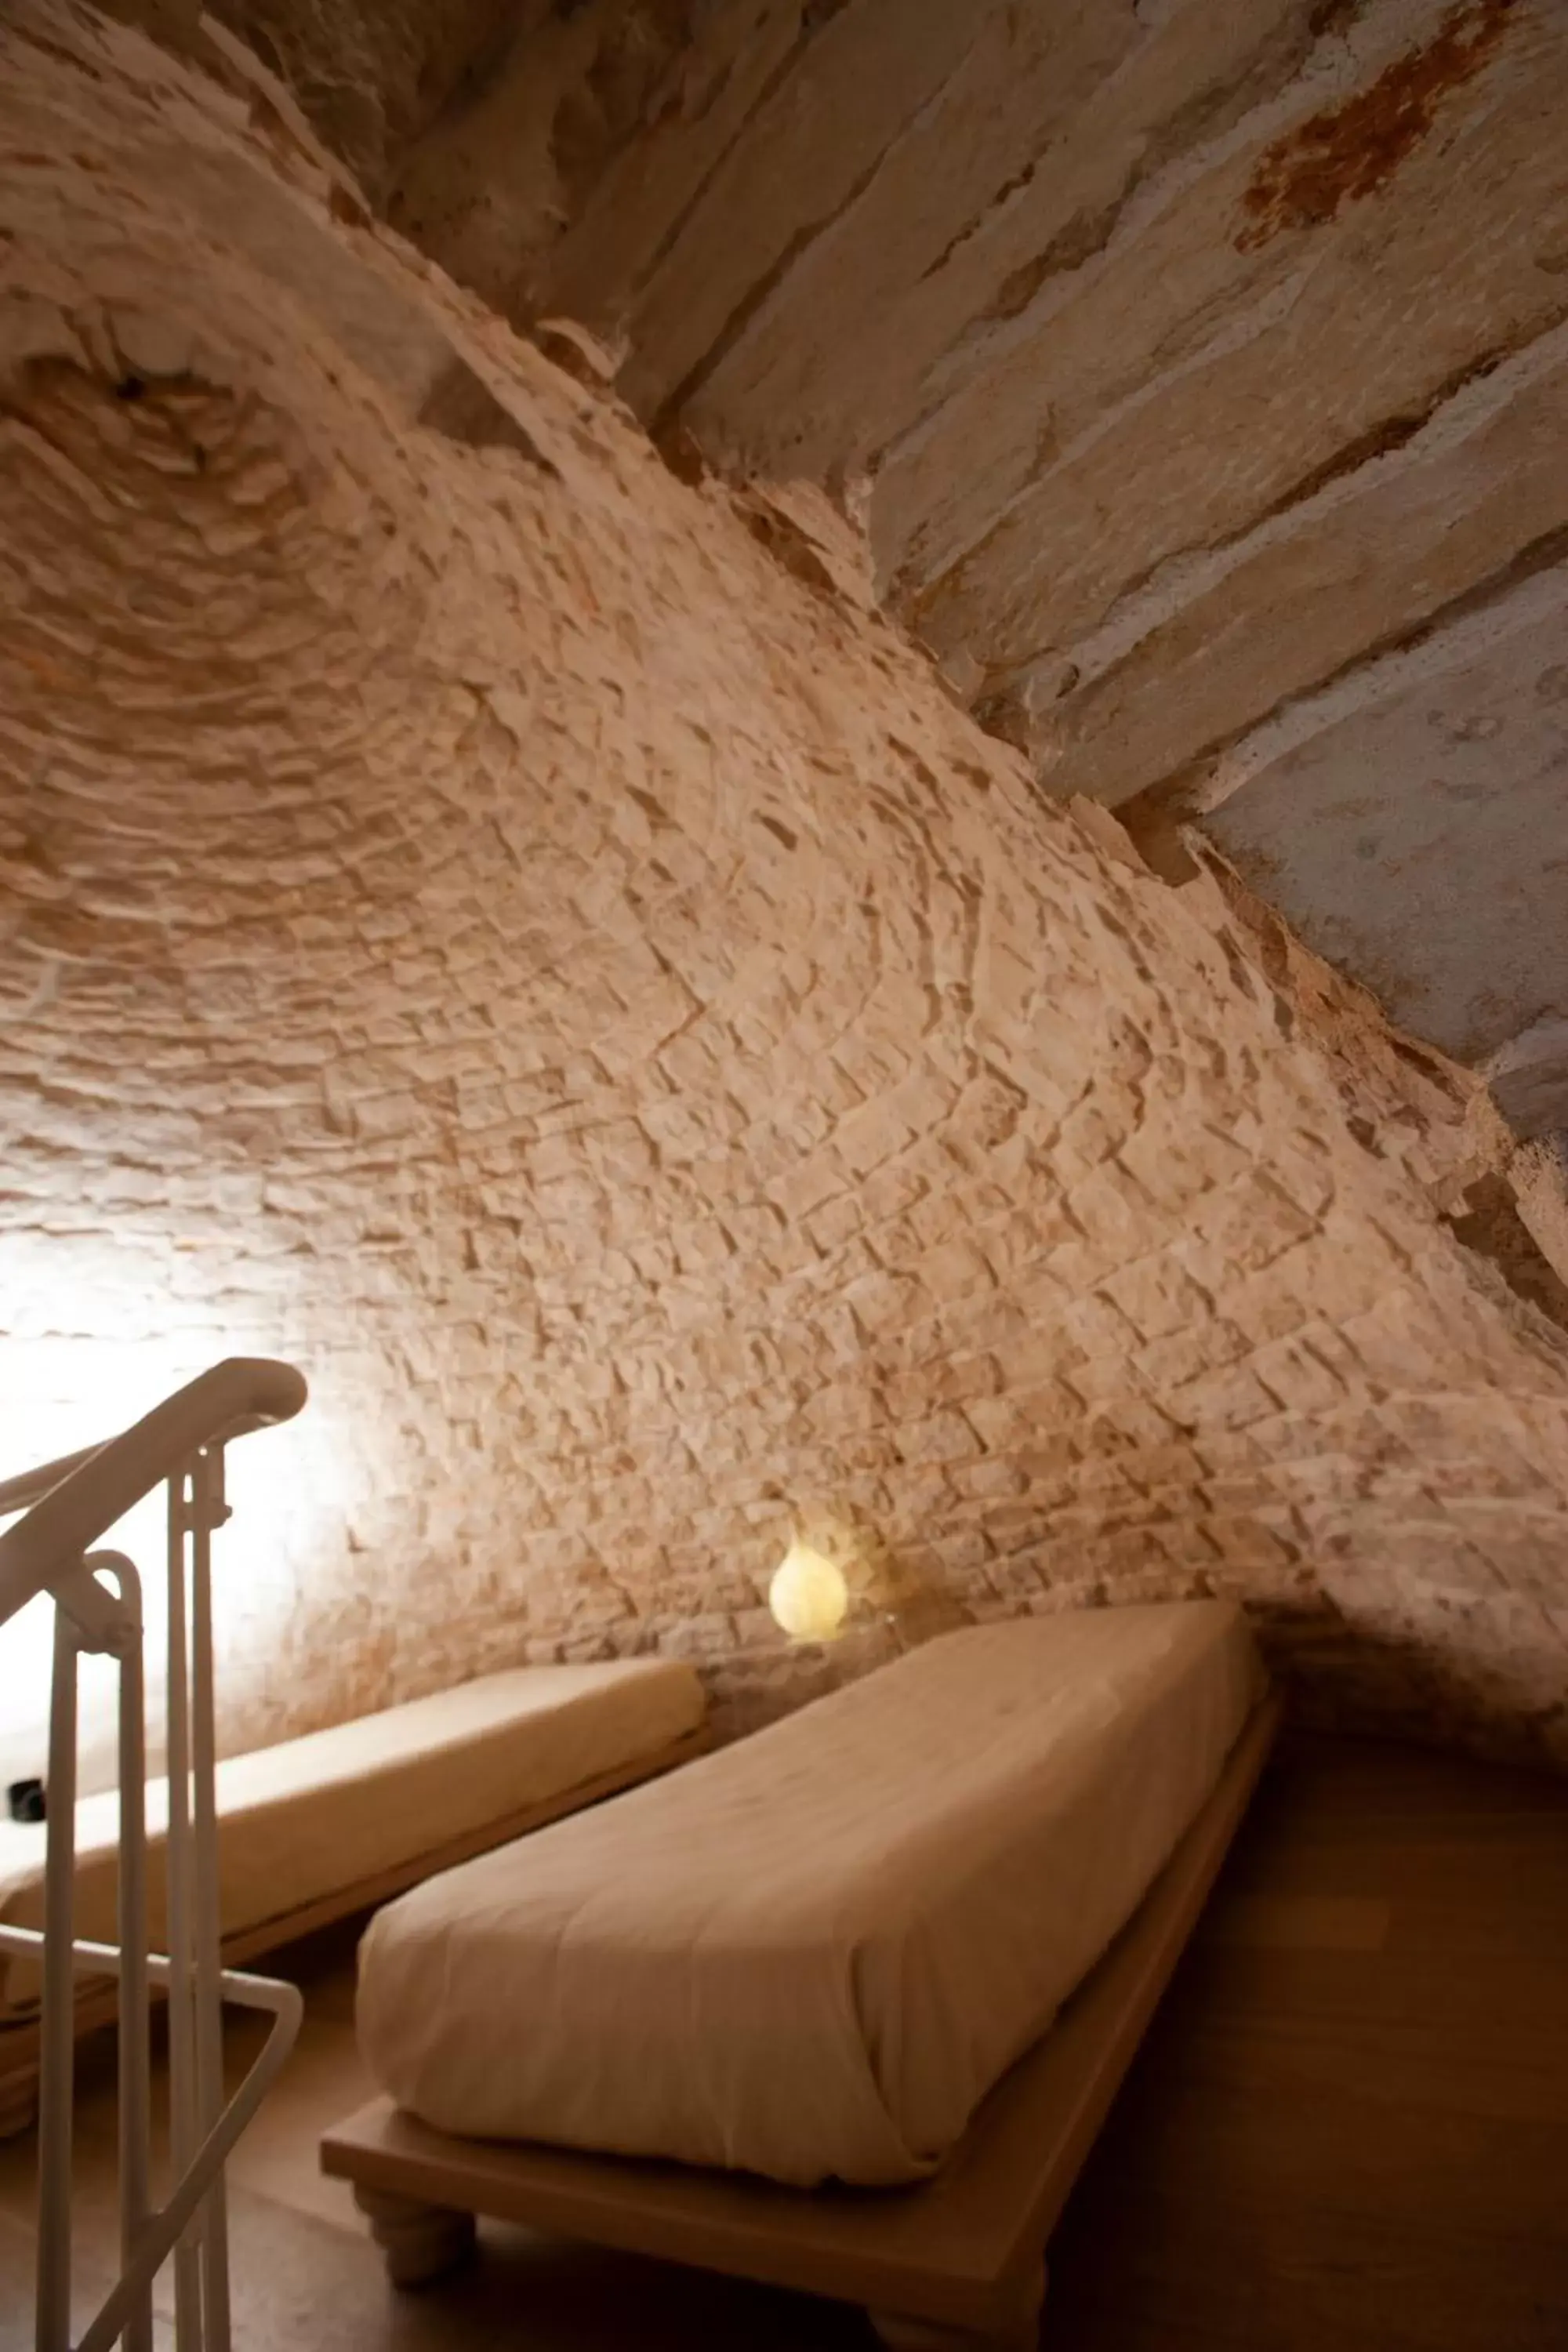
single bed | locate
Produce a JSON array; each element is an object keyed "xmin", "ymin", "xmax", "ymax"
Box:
[
  {"xmin": 0, "ymin": 1657, "xmax": 708, "ymax": 2133},
  {"xmin": 327, "ymin": 1603, "xmax": 1277, "ymax": 2346}
]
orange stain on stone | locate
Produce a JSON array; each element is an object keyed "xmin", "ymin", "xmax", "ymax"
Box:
[{"xmin": 1236, "ymin": 0, "xmax": 1519, "ymax": 251}]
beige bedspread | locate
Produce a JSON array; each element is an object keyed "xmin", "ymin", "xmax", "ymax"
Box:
[
  {"xmin": 0, "ymin": 1658, "xmax": 704, "ymax": 2019},
  {"xmin": 358, "ymin": 1602, "xmax": 1263, "ymax": 2187}
]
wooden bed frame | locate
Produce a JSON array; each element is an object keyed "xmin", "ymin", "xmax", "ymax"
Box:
[
  {"xmin": 0, "ymin": 1719, "xmax": 711, "ymax": 2140},
  {"xmin": 321, "ymin": 1693, "xmax": 1281, "ymax": 2350}
]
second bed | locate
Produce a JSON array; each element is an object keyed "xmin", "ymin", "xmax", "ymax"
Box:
[{"xmin": 354, "ymin": 1602, "xmax": 1264, "ymax": 2192}]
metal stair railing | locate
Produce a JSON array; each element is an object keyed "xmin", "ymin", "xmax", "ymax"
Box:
[{"xmin": 0, "ymin": 1359, "xmax": 307, "ymax": 2352}]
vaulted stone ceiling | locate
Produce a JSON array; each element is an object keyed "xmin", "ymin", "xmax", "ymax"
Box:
[
  {"xmin": 198, "ymin": 0, "xmax": 1568, "ymax": 1150},
  {"xmin": 2, "ymin": 0, "xmax": 1567, "ymax": 1776}
]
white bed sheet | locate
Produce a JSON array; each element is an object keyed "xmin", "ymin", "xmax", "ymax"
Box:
[
  {"xmin": 358, "ymin": 1602, "xmax": 1263, "ymax": 2187},
  {"xmin": 0, "ymin": 1658, "xmax": 704, "ymax": 2018}
]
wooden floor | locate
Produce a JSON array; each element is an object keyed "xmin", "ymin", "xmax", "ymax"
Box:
[{"xmin": 1, "ymin": 1733, "xmax": 1564, "ymax": 2350}]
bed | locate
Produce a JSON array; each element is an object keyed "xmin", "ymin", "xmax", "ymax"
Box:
[
  {"xmin": 0, "ymin": 1657, "xmax": 708, "ymax": 2134},
  {"xmin": 325, "ymin": 1603, "xmax": 1278, "ymax": 2347}
]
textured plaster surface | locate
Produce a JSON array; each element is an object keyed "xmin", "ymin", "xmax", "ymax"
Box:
[
  {"xmin": 2, "ymin": 5, "xmax": 1568, "ymax": 1781},
  {"xmin": 1210, "ymin": 591, "xmax": 1568, "ymax": 1123},
  {"xmin": 205, "ymin": 0, "xmax": 1568, "ymax": 1126}
]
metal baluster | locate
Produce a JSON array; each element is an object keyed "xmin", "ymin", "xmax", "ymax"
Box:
[
  {"xmin": 0, "ymin": 1360, "xmax": 308, "ymax": 2351},
  {"xmin": 165, "ymin": 1468, "xmax": 202, "ymax": 2350},
  {"xmin": 36, "ymin": 1608, "xmax": 79, "ymax": 2352},
  {"xmin": 111, "ymin": 1557, "xmax": 154, "ymax": 2352},
  {"xmin": 0, "ymin": 1914, "xmax": 303, "ymax": 2352},
  {"xmin": 191, "ymin": 1449, "xmax": 230, "ymax": 2352}
]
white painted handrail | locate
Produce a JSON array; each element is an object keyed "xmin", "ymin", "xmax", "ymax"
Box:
[
  {"xmin": 0, "ymin": 1441, "xmax": 113, "ymax": 1520},
  {"xmin": 0, "ymin": 1357, "xmax": 307, "ymax": 1630},
  {"xmin": 0, "ymin": 1359, "xmax": 307, "ymax": 2352}
]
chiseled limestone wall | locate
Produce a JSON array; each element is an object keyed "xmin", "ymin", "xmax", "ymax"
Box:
[
  {"xmin": 2, "ymin": 2, "xmax": 1566, "ymax": 1780},
  {"xmin": 220, "ymin": 0, "xmax": 1568, "ymax": 1144}
]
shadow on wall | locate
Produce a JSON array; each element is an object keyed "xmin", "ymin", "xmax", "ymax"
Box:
[{"xmin": 1272, "ymin": 1606, "xmax": 1567, "ymax": 1766}]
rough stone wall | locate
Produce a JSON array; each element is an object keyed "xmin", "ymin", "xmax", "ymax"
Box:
[
  {"xmin": 205, "ymin": 0, "xmax": 1568, "ymax": 1145},
  {"xmin": 2, "ymin": 4, "xmax": 1567, "ymax": 1781}
]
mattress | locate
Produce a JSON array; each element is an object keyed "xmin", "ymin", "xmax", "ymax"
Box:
[
  {"xmin": 0, "ymin": 1657, "xmax": 704, "ymax": 2020},
  {"xmin": 358, "ymin": 1602, "xmax": 1264, "ymax": 2187}
]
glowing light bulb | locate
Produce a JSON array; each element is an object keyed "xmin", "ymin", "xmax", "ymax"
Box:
[{"xmin": 768, "ymin": 1539, "xmax": 848, "ymax": 1642}]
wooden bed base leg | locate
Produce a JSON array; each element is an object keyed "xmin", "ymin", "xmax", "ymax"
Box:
[
  {"xmin": 0, "ymin": 2071, "xmax": 38, "ymax": 2142},
  {"xmin": 352, "ymin": 2184, "xmax": 476, "ymax": 2287},
  {"xmin": 869, "ymin": 2261, "xmax": 1047, "ymax": 2351}
]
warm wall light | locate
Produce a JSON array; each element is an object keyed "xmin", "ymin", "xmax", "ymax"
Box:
[
  {"xmin": 0, "ymin": 1242, "xmax": 358, "ymax": 1793},
  {"xmin": 768, "ymin": 1537, "xmax": 849, "ymax": 1643}
]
